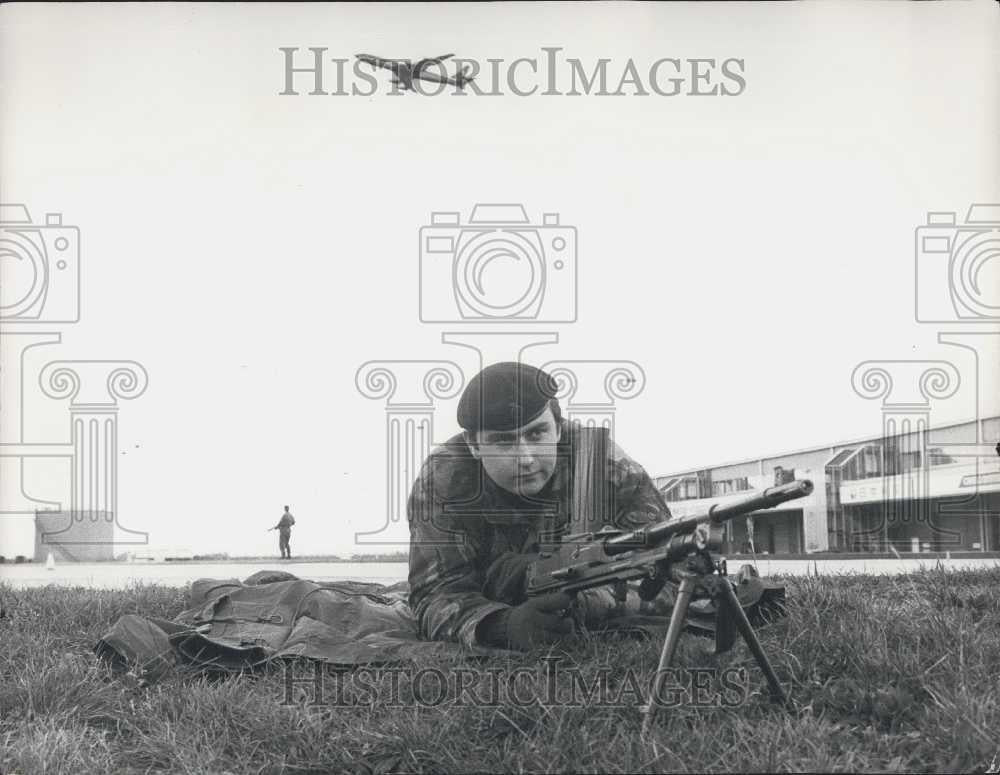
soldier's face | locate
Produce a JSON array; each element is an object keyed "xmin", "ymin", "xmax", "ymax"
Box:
[{"xmin": 468, "ymin": 406, "xmax": 562, "ymax": 497}]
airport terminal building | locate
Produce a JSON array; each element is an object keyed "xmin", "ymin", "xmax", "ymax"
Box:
[{"xmin": 654, "ymin": 415, "xmax": 1000, "ymax": 555}]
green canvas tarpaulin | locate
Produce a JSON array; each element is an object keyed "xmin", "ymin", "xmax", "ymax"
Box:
[
  {"xmin": 95, "ymin": 570, "xmax": 506, "ymax": 682},
  {"xmin": 95, "ymin": 567, "xmax": 785, "ymax": 683}
]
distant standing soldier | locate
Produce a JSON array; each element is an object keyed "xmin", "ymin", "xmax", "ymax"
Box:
[{"xmin": 270, "ymin": 506, "xmax": 296, "ymax": 559}]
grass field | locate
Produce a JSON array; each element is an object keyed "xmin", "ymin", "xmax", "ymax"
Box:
[{"xmin": 2, "ymin": 568, "xmax": 999, "ymax": 774}]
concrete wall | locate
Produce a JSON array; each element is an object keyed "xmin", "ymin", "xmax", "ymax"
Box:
[
  {"xmin": 34, "ymin": 511, "xmax": 114, "ymax": 562},
  {"xmin": 927, "ymin": 419, "xmax": 981, "ymax": 446}
]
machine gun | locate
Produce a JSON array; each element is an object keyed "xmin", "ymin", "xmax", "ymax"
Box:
[{"xmin": 524, "ymin": 478, "xmax": 814, "ymax": 735}]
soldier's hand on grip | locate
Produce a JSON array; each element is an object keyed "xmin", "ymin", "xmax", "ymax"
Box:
[
  {"xmin": 638, "ymin": 561, "xmax": 670, "ymax": 601},
  {"xmin": 480, "ymin": 592, "xmax": 574, "ymax": 650},
  {"xmin": 506, "ymin": 592, "xmax": 575, "ymax": 650}
]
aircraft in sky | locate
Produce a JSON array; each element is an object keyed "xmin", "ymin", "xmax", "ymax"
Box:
[{"xmin": 355, "ymin": 53, "xmax": 474, "ymax": 92}]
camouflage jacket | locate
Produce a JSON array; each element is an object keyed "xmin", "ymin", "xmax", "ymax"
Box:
[{"xmin": 407, "ymin": 419, "xmax": 672, "ymax": 646}]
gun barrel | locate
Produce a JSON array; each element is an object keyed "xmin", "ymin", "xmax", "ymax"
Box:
[
  {"xmin": 708, "ymin": 479, "xmax": 813, "ymax": 523},
  {"xmin": 604, "ymin": 479, "xmax": 813, "ymax": 556}
]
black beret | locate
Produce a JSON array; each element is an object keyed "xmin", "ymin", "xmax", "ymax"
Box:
[{"xmin": 457, "ymin": 362, "xmax": 560, "ymax": 432}]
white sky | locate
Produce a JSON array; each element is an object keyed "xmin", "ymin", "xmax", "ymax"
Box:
[{"xmin": 1, "ymin": 1, "xmax": 998, "ymax": 557}]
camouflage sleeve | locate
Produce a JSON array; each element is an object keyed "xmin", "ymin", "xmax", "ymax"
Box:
[
  {"xmin": 407, "ymin": 475, "xmax": 508, "ymax": 647},
  {"xmin": 608, "ymin": 440, "xmax": 672, "ymax": 530}
]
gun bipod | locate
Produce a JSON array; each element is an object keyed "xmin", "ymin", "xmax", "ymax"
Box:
[{"xmin": 640, "ymin": 557, "xmax": 788, "ymax": 737}]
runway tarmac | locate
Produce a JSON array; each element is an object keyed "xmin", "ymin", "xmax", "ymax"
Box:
[{"xmin": 2, "ymin": 555, "xmax": 998, "ymax": 589}]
